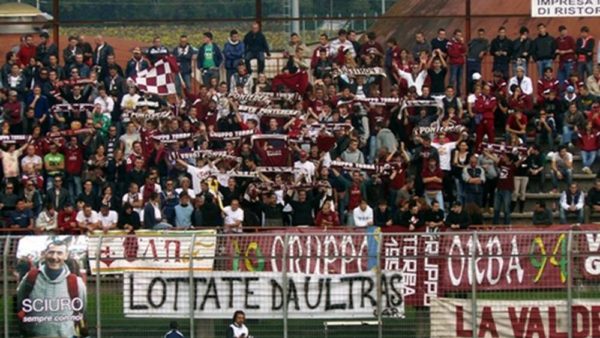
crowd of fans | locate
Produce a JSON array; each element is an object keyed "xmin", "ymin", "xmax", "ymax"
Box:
[{"xmin": 1, "ymin": 22, "xmax": 600, "ymax": 235}]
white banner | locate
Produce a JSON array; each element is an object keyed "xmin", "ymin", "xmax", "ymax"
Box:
[
  {"xmin": 123, "ymin": 271, "xmax": 404, "ymax": 319},
  {"xmin": 88, "ymin": 230, "xmax": 217, "ymax": 274},
  {"xmin": 431, "ymin": 297, "xmax": 600, "ymax": 338},
  {"xmin": 532, "ymin": 0, "xmax": 600, "ymax": 17}
]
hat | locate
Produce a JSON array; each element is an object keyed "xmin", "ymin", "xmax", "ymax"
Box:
[
  {"xmin": 566, "ymin": 85, "xmax": 575, "ymax": 93},
  {"xmin": 133, "ymin": 47, "xmax": 142, "ymax": 54},
  {"xmin": 472, "ymin": 72, "xmax": 482, "ymax": 81}
]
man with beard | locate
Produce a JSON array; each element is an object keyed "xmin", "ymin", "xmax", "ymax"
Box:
[{"xmin": 17, "ymin": 240, "xmax": 86, "ymax": 337}]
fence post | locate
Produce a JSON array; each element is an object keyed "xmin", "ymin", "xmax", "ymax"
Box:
[
  {"xmin": 282, "ymin": 233, "xmax": 289, "ymax": 338},
  {"xmin": 363, "ymin": 13, "xmax": 367, "ymax": 32},
  {"xmin": 567, "ymin": 230, "xmax": 573, "ymax": 338},
  {"xmin": 3, "ymin": 236, "xmax": 11, "ymax": 338},
  {"xmin": 470, "ymin": 232, "xmax": 478, "ymax": 338},
  {"xmin": 95, "ymin": 235, "xmax": 103, "ymax": 338},
  {"xmin": 188, "ymin": 234, "xmax": 197, "ymax": 338},
  {"xmin": 376, "ymin": 231, "xmax": 383, "ymax": 338}
]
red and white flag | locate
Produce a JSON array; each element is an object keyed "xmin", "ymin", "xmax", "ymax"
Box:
[{"xmin": 128, "ymin": 59, "xmax": 176, "ymax": 96}]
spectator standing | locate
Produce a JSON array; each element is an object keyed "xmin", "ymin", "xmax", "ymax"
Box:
[
  {"xmin": 36, "ymin": 32, "xmax": 57, "ymax": 66},
  {"xmin": 447, "ymin": 29, "xmax": 466, "ymax": 96},
  {"xmin": 172, "ymin": 35, "xmax": 194, "ymax": 94},
  {"xmin": 445, "ymin": 201, "xmax": 470, "ymax": 230},
  {"xmin": 490, "ymin": 26, "xmax": 512, "ymax": 79},
  {"xmin": 330, "ymin": 29, "xmax": 356, "ymax": 60},
  {"xmin": 531, "ymin": 24, "xmax": 556, "ymax": 78},
  {"xmin": 576, "ymin": 26, "xmax": 595, "ymax": 80},
  {"xmin": 9, "ymin": 199, "xmax": 34, "ymax": 232},
  {"xmin": 222, "ymin": 199, "xmax": 244, "ymax": 232},
  {"xmin": 353, "ymin": 200, "xmax": 374, "ymax": 227},
  {"xmin": 422, "ymin": 157, "xmax": 445, "ymax": 211},
  {"xmin": 223, "ymin": 30, "xmax": 245, "ymax": 87},
  {"xmin": 174, "ymin": 192, "xmax": 193, "ymax": 229},
  {"xmin": 412, "ymin": 32, "xmax": 431, "ymax": 61},
  {"xmin": 508, "ymin": 66, "xmax": 533, "ymax": 95},
  {"xmin": 467, "ymin": 28, "xmax": 489, "ymax": 91},
  {"xmin": 62, "ymin": 36, "xmax": 81, "ymax": 70},
  {"xmin": 16, "ymin": 34, "xmax": 36, "ymax": 67},
  {"xmin": 486, "ymin": 151, "xmax": 521, "ymax": 225},
  {"xmin": 555, "ymin": 26, "xmax": 576, "ymax": 89},
  {"xmin": 146, "ymin": 36, "xmax": 169, "ymax": 65},
  {"xmin": 92, "ymin": 35, "xmax": 114, "ymax": 73},
  {"xmin": 512, "ymin": 27, "xmax": 532, "ymax": 75},
  {"xmin": 430, "ymin": 28, "xmax": 449, "ymax": 58},
  {"xmin": 125, "ymin": 47, "xmax": 150, "ymax": 78},
  {"xmin": 197, "ymin": 32, "xmax": 223, "ymax": 86},
  {"xmin": 244, "ymin": 22, "xmax": 270, "ymax": 74},
  {"xmin": 559, "ymin": 183, "xmax": 584, "ymax": 224},
  {"xmin": 577, "ymin": 121, "xmax": 600, "ymax": 174},
  {"xmin": 165, "ymin": 321, "xmax": 185, "ymax": 338}
]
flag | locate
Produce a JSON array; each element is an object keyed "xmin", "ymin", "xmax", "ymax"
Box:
[
  {"xmin": 128, "ymin": 59, "xmax": 176, "ymax": 96},
  {"xmin": 271, "ymin": 70, "xmax": 309, "ymax": 95}
]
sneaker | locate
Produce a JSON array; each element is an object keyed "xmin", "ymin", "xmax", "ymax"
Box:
[{"xmin": 582, "ymin": 167, "xmax": 592, "ymax": 174}]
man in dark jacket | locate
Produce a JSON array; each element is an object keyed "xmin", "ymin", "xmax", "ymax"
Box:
[
  {"xmin": 285, "ymin": 189, "xmax": 315, "ymax": 226},
  {"xmin": 223, "ymin": 30, "xmax": 245, "ymax": 87},
  {"xmin": 146, "ymin": 36, "xmax": 169, "ymax": 65},
  {"xmin": 36, "ymin": 32, "xmax": 58, "ymax": 67},
  {"xmin": 512, "ymin": 27, "xmax": 532, "ymax": 76},
  {"xmin": 531, "ymin": 23, "xmax": 557, "ymax": 78},
  {"xmin": 172, "ymin": 35, "xmax": 194, "ymax": 95},
  {"xmin": 197, "ymin": 32, "xmax": 223, "ymax": 86},
  {"xmin": 92, "ymin": 35, "xmax": 115, "ymax": 74},
  {"xmin": 490, "ymin": 26, "xmax": 512, "ymax": 79},
  {"xmin": 467, "ymin": 28, "xmax": 489, "ymax": 91},
  {"xmin": 125, "ymin": 47, "xmax": 150, "ymax": 78},
  {"xmin": 244, "ymin": 22, "xmax": 270, "ymax": 74},
  {"xmin": 576, "ymin": 26, "xmax": 595, "ymax": 80}
]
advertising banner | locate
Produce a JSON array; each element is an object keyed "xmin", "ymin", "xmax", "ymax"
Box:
[{"xmin": 532, "ymin": 0, "xmax": 600, "ymax": 17}]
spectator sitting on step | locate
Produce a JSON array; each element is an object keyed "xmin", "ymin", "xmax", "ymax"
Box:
[
  {"xmin": 585, "ymin": 179, "xmax": 600, "ymax": 223},
  {"xmin": 532, "ymin": 201, "xmax": 553, "ymax": 226},
  {"xmin": 559, "ymin": 183, "xmax": 585, "ymax": 224}
]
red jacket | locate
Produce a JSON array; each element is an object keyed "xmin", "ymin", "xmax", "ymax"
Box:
[
  {"xmin": 422, "ymin": 166, "xmax": 444, "ymax": 191},
  {"xmin": 508, "ymin": 94, "xmax": 533, "ymax": 112},
  {"xmin": 578, "ymin": 131, "xmax": 600, "ymax": 151},
  {"xmin": 17, "ymin": 44, "xmax": 36, "ymax": 67},
  {"xmin": 475, "ymin": 95, "xmax": 497, "ymax": 120},
  {"xmin": 556, "ymin": 35, "xmax": 576, "ymax": 65},
  {"xmin": 537, "ymin": 77, "xmax": 560, "ymax": 102},
  {"xmin": 447, "ymin": 39, "xmax": 466, "ymax": 65}
]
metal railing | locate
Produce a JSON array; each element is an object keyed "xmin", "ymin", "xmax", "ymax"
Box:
[{"xmin": 2, "ymin": 227, "xmax": 599, "ymax": 338}]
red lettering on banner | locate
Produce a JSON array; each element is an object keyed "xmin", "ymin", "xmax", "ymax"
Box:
[
  {"xmin": 592, "ymin": 306, "xmax": 600, "ymax": 337},
  {"xmin": 548, "ymin": 307, "xmax": 567, "ymax": 338},
  {"xmin": 509, "ymin": 306, "xmax": 528, "ymax": 337},
  {"xmin": 479, "ymin": 306, "xmax": 499, "ymax": 337},
  {"xmin": 455, "ymin": 306, "xmax": 473, "ymax": 337},
  {"xmin": 572, "ymin": 305, "xmax": 590, "ymax": 338},
  {"xmin": 525, "ymin": 307, "xmax": 545, "ymax": 338},
  {"xmin": 142, "ymin": 239, "xmax": 158, "ymax": 261},
  {"xmin": 164, "ymin": 240, "xmax": 181, "ymax": 262}
]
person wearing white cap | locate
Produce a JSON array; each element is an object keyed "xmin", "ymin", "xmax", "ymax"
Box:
[{"xmin": 508, "ymin": 66, "xmax": 533, "ymax": 95}]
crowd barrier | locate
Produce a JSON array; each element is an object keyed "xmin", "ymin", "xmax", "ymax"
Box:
[{"xmin": 1, "ymin": 224, "xmax": 599, "ymax": 338}]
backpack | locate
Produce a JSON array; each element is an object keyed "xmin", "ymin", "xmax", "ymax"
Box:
[{"xmin": 17, "ymin": 267, "xmax": 88, "ymax": 337}]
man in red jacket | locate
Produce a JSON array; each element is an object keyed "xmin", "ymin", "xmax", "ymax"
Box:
[
  {"xmin": 422, "ymin": 157, "xmax": 445, "ymax": 211},
  {"xmin": 17, "ymin": 34, "xmax": 37, "ymax": 68},
  {"xmin": 556, "ymin": 26, "xmax": 576, "ymax": 91},
  {"xmin": 447, "ymin": 29, "xmax": 467, "ymax": 96},
  {"xmin": 475, "ymin": 84, "xmax": 498, "ymax": 147},
  {"xmin": 537, "ymin": 67, "xmax": 560, "ymax": 104}
]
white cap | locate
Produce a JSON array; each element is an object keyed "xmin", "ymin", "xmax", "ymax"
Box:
[{"xmin": 472, "ymin": 72, "xmax": 482, "ymax": 81}]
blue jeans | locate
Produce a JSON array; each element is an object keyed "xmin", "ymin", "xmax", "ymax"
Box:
[
  {"xmin": 175, "ymin": 73, "xmax": 191, "ymax": 95},
  {"xmin": 562, "ymin": 126, "xmax": 576, "ymax": 145},
  {"xmin": 577, "ymin": 61, "xmax": 593, "ymax": 80},
  {"xmin": 245, "ymin": 51, "xmax": 265, "ymax": 74},
  {"xmin": 536, "ymin": 59, "xmax": 553, "ymax": 78},
  {"xmin": 493, "ymin": 189, "xmax": 512, "ymax": 225},
  {"xmin": 560, "ymin": 207, "xmax": 584, "ymax": 224},
  {"xmin": 367, "ymin": 135, "xmax": 377, "ymax": 164},
  {"xmin": 201, "ymin": 67, "xmax": 220, "ymax": 86},
  {"xmin": 558, "ymin": 61, "xmax": 575, "ymax": 88},
  {"xmin": 66, "ymin": 175, "xmax": 82, "ymax": 199},
  {"xmin": 466, "ymin": 59, "xmax": 481, "ymax": 92},
  {"xmin": 454, "ymin": 177, "xmax": 465, "ymax": 205},
  {"xmin": 551, "ymin": 168, "xmax": 572, "ymax": 189},
  {"xmin": 493, "ymin": 62, "xmax": 509, "ymax": 79},
  {"xmin": 450, "ymin": 64, "xmax": 463, "ymax": 95},
  {"xmin": 425, "ymin": 190, "xmax": 445, "ymax": 211},
  {"xmin": 581, "ymin": 150, "xmax": 597, "ymax": 168}
]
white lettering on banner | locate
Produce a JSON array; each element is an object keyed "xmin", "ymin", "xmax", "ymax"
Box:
[
  {"xmin": 532, "ymin": 0, "xmax": 600, "ymax": 17},
  {"xmin": 87, "ymin": 230, "xmax": 217, "ymax": 274},
  {"xmin": 430, "ymin": 297, "xmax": 600, "ymax": 338},
  {"xmin": 447, "ymin": 235, "xmax": 524, "ymax": 287},
  {"xmin": 585, "ymin": 233, "xmax": 600, "ymax": 275},
  {"xmin": 123, "ymin": 271, "xmax": 404, "ymax": 319}
]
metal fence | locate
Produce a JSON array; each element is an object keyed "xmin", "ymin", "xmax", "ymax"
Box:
[{"xmin": 2, "ymin": 228, "xmax": 600, "ymax": 338}]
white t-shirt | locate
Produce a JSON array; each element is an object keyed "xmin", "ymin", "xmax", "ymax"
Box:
[
  {"xmin": 98, "ymin": 210, "xmax": 118, "ymax": 228},
  {"xmin": 432, "ymin": 142, "xmax": 457, "ymax": 171},
  {"xmin": 122, "ymin": 192, "xmax": 143, "ymax": 215},
  {"xmin": 175, "ymin": 188, "xmax": 196, "ymax": 199},
  {"xmin": 1, "ymin": 148, "xmax": 23, "ymax": 178},
  {"xmin": 552, "ymin": 152, "xmax": 573, "ymax": 169},
  {"xmin": 140, "ymin": 183, "xmax": 163, "ymax": 196},
  {"xmin": 223, "ymin": 206, "xmax": 244, "ymax": 226},
  {"xmin": 294, "ymin": 160, "xmax": 316, "ymax": 182},
  {"xmin": 353, "ymin": 206, "xmax": 374, "ymax": 227},
  {"xmin": 76, "ymin": 210, "xmax": 99, "ymax": 225},
  {"xmin": 187, "ymin": 165, "xmax": 212, "ymax": 195},
  {"xmin": 119, "ymin": 133, "xmax": 141, "ymax": 156}
]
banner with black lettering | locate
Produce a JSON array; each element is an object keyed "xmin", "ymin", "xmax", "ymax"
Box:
[
  {"xmin": 87, "ymin": 230, "xmax": 217, "ymax": 274},
  {"xmin": 123, "ymin": 270, "xmax": 404, "ymax": 319},
  {"xmin": 15, "ymin": 236, "xmax": 88, "ymax": 338},
  {"xmin": 430, "ymin": 297, "xmax": 600, "ymax": 338},
  {"xmin": 532, "ymin": 0, "xmax": 600, "ymax": 17}
]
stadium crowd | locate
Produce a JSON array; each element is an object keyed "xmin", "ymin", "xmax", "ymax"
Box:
[{"xmin": 1, "ymin": 22, "xmax": 600, "ymax": 234}]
